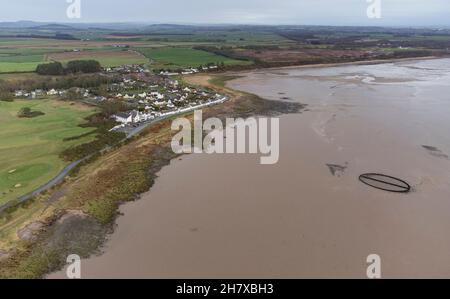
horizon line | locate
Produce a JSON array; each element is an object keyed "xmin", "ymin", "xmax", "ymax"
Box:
[{"xmin": 1, "ymin": 20, "xmax": 450, "ymax": 29}]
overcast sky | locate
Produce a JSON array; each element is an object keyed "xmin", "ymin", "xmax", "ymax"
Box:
[{"xmin": 1, "ymin": 0, "xmax": 449, "ymax": 26}]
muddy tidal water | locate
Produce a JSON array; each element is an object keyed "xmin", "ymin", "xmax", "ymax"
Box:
[{"xmin": 50, "ymin": 59, "xmax": 450, "ymax": 278}]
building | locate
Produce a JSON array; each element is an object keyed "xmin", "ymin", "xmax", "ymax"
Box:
[
  {"xmin": 14, "ymin": 90, "xmax": 26, "ymax": 97},
  {"xmin": 47, "ymin": 89, "xmax": 58, "ymax": 96},
  {"xmin": 114, "ymin": 110, "xmax": 141, "ymax": 124}
]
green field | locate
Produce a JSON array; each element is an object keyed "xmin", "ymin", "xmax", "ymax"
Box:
[
  {"xmin": 0, "ymin": 49, "xmax": 45, "ymax": 72},
  {"xmin": 0, "ymin": 99, "xmax": 98, "ymax": 205},
  {"xmin": 0, "ymin": 62, "xmax": 42, "ymax": 73},
  {"xmin": 0, "ymin": 54, "xmax": 147, "ymax": 73},
  {"xmin": 45, "ymin": 48, "xmax": 149, "ymax": 68},
  {"xmin": 0, "ymin": 47, "xmax": 63, "ymax": 73},
  {"xmin": 137, "ymin": 47, "xmax": 252, "ymax": 69},
  {"xmin": 0, "ymin": 31, "xmax": 286, "ymax": 73},
  {"xmin": 0, "ymin": 37, "xmax": 150, "ymax": 73}
]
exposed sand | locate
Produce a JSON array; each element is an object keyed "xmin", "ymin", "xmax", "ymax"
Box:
[{"xmin": 49, "ymin": 58, "xmax": 450, "ymax": 278}]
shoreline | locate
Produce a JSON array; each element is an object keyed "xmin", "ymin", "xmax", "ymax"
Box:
[
  {"xmin": 0, "ymin": 96, "xmax": 230, "ymax": 214},
  {"xmin": 2, "ymin": 56, "xmax": 446, "ymax": 278},
  {"xmin": 222, "ymin": 56, "xmax": 443, "ymax": 74},
  {"xmin": 0, "ymin": 65, "xmax": 304, "ymax": 278},
  {"xmin": 47, "ymin": 57, "xmax": 450, "ymax": 278}
]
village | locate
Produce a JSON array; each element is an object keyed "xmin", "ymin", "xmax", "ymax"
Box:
[{"xmin": 12, "ymin": 64, "xmax": 228, "ymax": 135}]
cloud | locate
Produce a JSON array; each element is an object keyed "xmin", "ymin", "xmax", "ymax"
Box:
[{"xmin": 0, "ymin": 0, "xmax": 449, "ymax": 26}]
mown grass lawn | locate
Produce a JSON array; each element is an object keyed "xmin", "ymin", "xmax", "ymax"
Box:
[
  {"xmin": 0, "ymin": 99, "xmax": 98, "ymax": 205},
  {"xmin": 137, "ymin": 47, "xmax": 252, "ymax": 69}
]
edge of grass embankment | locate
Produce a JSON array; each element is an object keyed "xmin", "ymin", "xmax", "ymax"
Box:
[{"xmin": 0, "ymin": 73, "xmax": 305, "ymax": 278}]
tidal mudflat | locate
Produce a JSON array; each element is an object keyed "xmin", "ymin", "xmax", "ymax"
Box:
[{"xmin": 50, "ymin": 59, "xmax": 450, "ymax": 278}]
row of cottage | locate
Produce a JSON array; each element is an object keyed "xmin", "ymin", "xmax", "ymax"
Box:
[
  {"xmin": 12, "ymin": 64, "xmax": 228, "ymax": 133},
  {"xmin": 110, "ymin": 94, "xmax": 228, "ymax": 131},
  {"xmin": 13, "ymin": 79, "xmax": 213, "ymax": 111},
  {"xmin": 105, "ymin": 64, "xmax": 218, "ymax": 76},
  {"xmin": 12, "ymin": 64, "xmax": 218, "ymax": 101},
  {"xmin": 159, "ymin": 65, "xmax": 218, "ymax": 76},
  {"xmin": 14, "ymin": 89, "xmax": 63, "ymax": 99}
]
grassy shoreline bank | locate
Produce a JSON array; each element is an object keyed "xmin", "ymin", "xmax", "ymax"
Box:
[
  {"xmin": 0, "ymin": 72, "xmax": 305, "ymax": 278},
  {"xmin": 1, "ymin": 55, "xmax": 444, "ymax": 278},
  {"xmin": 213, "ymin": 55, "xmax": 446, "ymax": 75}
]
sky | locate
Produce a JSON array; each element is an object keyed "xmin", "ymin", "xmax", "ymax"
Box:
[{"xmin": 0, "ymin": 0, "xmax": 449, "ymax": 26}]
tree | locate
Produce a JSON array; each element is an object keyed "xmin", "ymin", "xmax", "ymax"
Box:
[
  {"xmin": 17, "ymin": 107, "xmax": 32, "ymax": 117},
  {"xmin": 62, "ymin": 87, "xmax": 83, "ymax": 101},
  {"xmin": 66, "ymin": 60, "xmax": 102, "ymax": 74},
  {"xmin": 17, "ymin": 107, "xmax": 44, "ymax": 118},
  {"xmin": 0, "ymin": 88, "xmax": 13, "ymax": 101},
  {"xmin": 36, "ymin": 62, "xmax": 64, "ymax": 75}
]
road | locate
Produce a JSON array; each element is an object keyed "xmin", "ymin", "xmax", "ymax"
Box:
[{"xmin": 0, "ymin": 97, "xmax": 228, "ymax": 213}]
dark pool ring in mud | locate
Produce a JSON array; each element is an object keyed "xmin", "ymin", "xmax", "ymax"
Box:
[{"xmin": 359, "ymin": 173, "xmax": 411, "ymax": 193}]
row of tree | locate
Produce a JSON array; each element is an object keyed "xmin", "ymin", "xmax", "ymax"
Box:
[
  {"xmin": 0, "ymin": 74, "xmax": 120, "ymax": 93},
  {"xmin": 36, "ymin": 60, "xmax": 102, "ymax": 75}
]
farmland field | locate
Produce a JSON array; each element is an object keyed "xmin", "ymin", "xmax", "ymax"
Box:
[
  {"xmin": 0, "ymin": 48, "xmax": 49, "ymax": 73},
  {"xmin": 46, "ymin": 49, "xmax": 149, "ymax": 67},
  {"xmin": 0, "ymin": 36, "xmax": 155, "ymax": 73},
  {"xmin": 0, "ymin": 99, "xmax": 98, "ymax": 205},
  {"xmin": 137, "ymin": 47, "xmax": 252, "ymax": 69},
  {"xmin": 0, "ymin": 72, "xmax": 48, "ymax": 81},
  {"xmin": 0, "ymin": 62, "xmax": 42, "ymax": 73},
  {"xmin": 0, "ymin": 47, "xmax": 149, "ymax": 73}
]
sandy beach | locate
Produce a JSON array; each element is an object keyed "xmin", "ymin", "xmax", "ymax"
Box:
[{"xmin": 49, "ymin": 58, "xmax": 450, "ymax": 278}]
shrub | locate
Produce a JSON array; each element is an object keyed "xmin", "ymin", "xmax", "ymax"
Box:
[
  {"xmin": 0, "ymin": 90, "xmax": 13, "ymax": 101},
  {"xmin": 17, "ymin": 107, "xmax": 45, "ymax": 118}
]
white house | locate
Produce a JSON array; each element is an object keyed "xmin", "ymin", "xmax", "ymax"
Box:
[
  {"xmin": 14, "ymin": 90, "xmax": 25, "ymax": 97},
  {"xmin": 47, "ymin": 89, "xmax": 58, "ymax": 96},
  {"xmin": 160, "ymin": 71, "xmax": 179, "ymax": 76},
  {"xmin": 150, "ymin": 92, "xmax": 164, "ymax": 100},
  {"xmin": 114, "ymin": 110, "xmax": 141, "ymax": 124}
]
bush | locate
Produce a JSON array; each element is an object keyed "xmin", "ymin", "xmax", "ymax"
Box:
[
  {"xmin": 36, "ymin": 62, "xmax": 64, "ymax": 75},
  {"xmin": 17, "ymin": 107, "xmax": 45, "ymax": 118},
  {"xmin": 0, "ymin": 90, "xmax": 13, "ymax": 101}
]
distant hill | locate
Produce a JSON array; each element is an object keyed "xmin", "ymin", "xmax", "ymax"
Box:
[
  {"xmin": 0, "ymin": 21, "xmax": 150, "ymax": 31},
  {"xmin": 30, "ymin": 23, "xmax": 78, "ymax": 30},
  {"xmin": 0, "ymin": 20, "xmax": 42, "ymax": 28}
]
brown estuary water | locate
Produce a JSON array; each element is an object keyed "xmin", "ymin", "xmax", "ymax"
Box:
[{"xmin": 50, "ymin": 58, "xmax": 450, "ymax": 278}]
